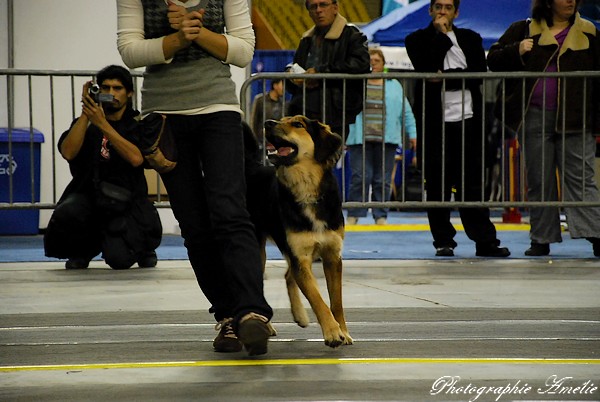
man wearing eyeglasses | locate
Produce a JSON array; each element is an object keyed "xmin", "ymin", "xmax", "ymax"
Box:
[
  {"xmin": 287, "ymin": 0, "xmax": 370, "ymax": 140},
  {"xmin": 405, "ymin": 0, "xmax": 511, "ymax": 258}
]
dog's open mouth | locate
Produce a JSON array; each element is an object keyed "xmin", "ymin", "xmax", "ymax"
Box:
[
  {"xmin": 266, "ymin": 143, "xmax": 295, "ymax": 157},
  {"xmin": 265, "ymin": 136, "xmax": 298, "ymax": 163}
]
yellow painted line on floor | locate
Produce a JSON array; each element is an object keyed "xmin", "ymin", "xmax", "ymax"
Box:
[
  {"xmin": 345, "ymin": 224, "xmax": 530, "ymax": 232},
  {"xmin": 1, "ymin": 357, "xmax": 598, "ymax": 372}
]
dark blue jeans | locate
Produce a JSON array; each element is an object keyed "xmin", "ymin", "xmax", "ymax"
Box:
[
  {"xmin": 160, "ymin": 112, "xmax": 272, "ymax": 323},
  {"xmin": 347, "ymin": 143, "xmax": 396, "ymax": 220}
]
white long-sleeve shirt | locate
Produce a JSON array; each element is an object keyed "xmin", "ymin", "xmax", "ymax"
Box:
[{"xmin": 116, "ymin": 0, "xmax": 255, "ymax": 115}]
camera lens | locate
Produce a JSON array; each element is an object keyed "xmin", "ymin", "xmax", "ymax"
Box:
[{"xmin": 89, "ymin": 84, "xmax": 100, "ymax": 94}]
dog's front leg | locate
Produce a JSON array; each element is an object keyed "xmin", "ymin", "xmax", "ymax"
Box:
[
  {"xmin": 290, "ymin": 256, "xmax": 346, "ymax": 348},
  {"xmin": 321, "ymin": 252, "xmax": 353, "ymax": 345},
  {"xmin": 285, "ymin": 259, "xmax": 310, "ymax": 327}
]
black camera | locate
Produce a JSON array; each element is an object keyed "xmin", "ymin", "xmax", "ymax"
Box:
[{"xmin": 88, "ymin": 83, "xmax": 114, "ymax": 103}]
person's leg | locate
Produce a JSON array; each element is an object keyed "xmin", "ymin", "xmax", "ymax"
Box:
[
  {"xmin": 190, "ymin": 113, "xmax": 272, "ymax": 322},
  {"xmin": 559, "ymin": 130, "xmax": 600, "ymax": 246},
  {"xmin": 370, "ymin": 143, "xmax": 395, "ymax": 221},
  {"xmin": 160, "ymin": 115, "xmax": 238, "ymax": 322},
  {"xmin": 425, "ymin": 126, "xmax": 456, "ymax": 250},
  {"xmin": 454, "ymin": 120, "xmax": 504, "ymax": 249},
  {"xmin": 163, "ymin": 113, "xmax": 272, "ymax": 354},
  {"xmin": 44, "ymin": 193, "xmax": 101, "ymax": 264},
  {"xmin": 522, "ymin": 108, "xmax": 562, "ymax": 245},
  {"xmin": 347, "ymin": 144, "xmax": 369, "ymax": 219},
  {"xmin": 102, "ymin": 215, "xmax": 137, "ymax": 270}
]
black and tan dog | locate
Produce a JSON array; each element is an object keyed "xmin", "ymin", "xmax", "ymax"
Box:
[{"xmin": 244, "ymin": 115, "xmax": 351, "ymax": 348}]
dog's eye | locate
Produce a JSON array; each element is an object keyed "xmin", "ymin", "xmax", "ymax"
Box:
[{"xmin": 291, "ymin": 121, "xmax": 304, "ymax": 128}]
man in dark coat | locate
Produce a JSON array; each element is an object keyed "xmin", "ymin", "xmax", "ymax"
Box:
[
  {"xmin": 44, "ymin": 65, "xmax": 162, "ymax": 269},
  {"xmin": 287, "ymin": 0, "xmax": 370, "ymax": 139},
  {"xmin": 405, "ymin": 0, "xmax": 510, "ymax": 258}
]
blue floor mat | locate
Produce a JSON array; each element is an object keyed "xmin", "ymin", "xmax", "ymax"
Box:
[{"xmin": 0, "ymin": 229, "xmax": 594, "ymax": 262}]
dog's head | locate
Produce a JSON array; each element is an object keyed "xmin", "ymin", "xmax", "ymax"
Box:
[{"xmin": 264, "ymin": 116, "xmax": 342, "ymax": 169}]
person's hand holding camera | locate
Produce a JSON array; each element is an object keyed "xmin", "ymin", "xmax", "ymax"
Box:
[{"xmin": 81, "ymin": 81, "xmax": 108, "ymax": 129}]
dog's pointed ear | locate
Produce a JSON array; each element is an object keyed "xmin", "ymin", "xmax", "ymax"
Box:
[{"xmin": 312, "ymin": 120, "xmax": 343, "ymax": 168}]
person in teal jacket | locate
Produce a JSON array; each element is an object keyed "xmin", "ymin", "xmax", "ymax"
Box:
[{"xmin": 346, "ymin": 48, "xmax": 417, "ymax": 225}]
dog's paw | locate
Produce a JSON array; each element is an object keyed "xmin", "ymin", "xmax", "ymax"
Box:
[
  {"xmin": 342, "ymin": 332, "xmax": 353, "ymax": 345},
  {"xmin": 323, "ymin": 327, "xmax": 348, "ymax": 348}
]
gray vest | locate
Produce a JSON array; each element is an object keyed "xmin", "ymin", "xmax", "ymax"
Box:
[{"xmin": 140, "ymin": 0, "xmax": 239, "ymax": 114}]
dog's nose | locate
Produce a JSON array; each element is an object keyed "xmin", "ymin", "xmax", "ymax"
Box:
[{"xmin": 264, "ymin": 120, "xmax": 277, "ymax": 129}]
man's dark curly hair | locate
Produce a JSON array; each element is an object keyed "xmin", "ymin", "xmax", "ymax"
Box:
[{"xmin": 96, "ymin": 65, "xmax": 134, "ymax": 93}]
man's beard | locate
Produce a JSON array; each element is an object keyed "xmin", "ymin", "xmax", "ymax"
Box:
[{"xmin": 102, "ymin": 101, "xmax": 124, "ymax": 115}]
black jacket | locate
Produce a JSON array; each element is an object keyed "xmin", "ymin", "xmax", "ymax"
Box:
[
  {"xmin": 58, "ymin": 108, "xmax": 149, "ymax": 203},
  {"xmin": 406, "ymin": 23, "xmax": 487, "ymax": 141},
  {"xmin": 487, "ymin": 14, "xmax": 600, "ymax": 133},
  {"xmin": 287, "ymin": 14, "xmax": 370, "ymax": 128}
]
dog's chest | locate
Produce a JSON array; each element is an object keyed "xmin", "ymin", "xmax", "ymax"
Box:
[{"xmin": 277, "ymin": 183, "xmax": 334, "ymax": 232}]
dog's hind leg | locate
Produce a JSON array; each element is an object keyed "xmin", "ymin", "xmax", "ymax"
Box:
[{"xmin": 285, "ymin": 265, "xmax": 310, "ymax": 327}]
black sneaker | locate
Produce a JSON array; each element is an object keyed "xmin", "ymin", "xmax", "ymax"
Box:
[
  {"xmin": 524, "ymin": 243, "xmax": 550, "ymax": 256},
  {"xmin": 65, "ymin": 258, "xmax": 90, "ymax": 270},
  {"xmin": 137, "ymin": 251, "xmax": 158, "ymax": 268},
  {"xmin": 476, "ymin": 245, "xmax": 510, "ymax": 257},
  {"xmin": 435, "ymin": 246, "xmax": 454, "ymax": 257},
  {"xmin": 237, "ymin": 312, "xmax": 271, "ymax": 356},
  {"xmin": 213, "ymin": 318, "xmax": 242, "ymax": 353}
]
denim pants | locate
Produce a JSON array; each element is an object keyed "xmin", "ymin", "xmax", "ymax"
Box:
[
  {"xmin": 160, "ymin": 112, "xmax": 273, "ymax": 323},
  {"xmin": 347, "ymin": 143, "xmax": 396, "ymax": 220},
  {"xmin": 522, "ymin": 107, "xmax": 600, "ymax": 243}
]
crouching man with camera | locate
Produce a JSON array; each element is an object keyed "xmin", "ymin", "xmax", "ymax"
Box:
[{"xmin": 44, "ymin": 65, "xmax": 162, "ymax": 270}]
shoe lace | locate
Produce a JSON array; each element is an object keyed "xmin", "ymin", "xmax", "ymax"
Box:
[
  {"xmin": 240, "ymin": 312, "xmax": 269, "ymax": 324},
  {"xmin": 215, "ymin": 318, "xmax": 236, "ymax": 339}
]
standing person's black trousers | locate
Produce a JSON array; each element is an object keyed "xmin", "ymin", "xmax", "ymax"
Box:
[
  {"xmin": 424, "ymin": 119, "xmax": 501, "ymax": 250},
  {"xmin": 159, "ymin": 112, "xmax": 273, "ymax": 325}
]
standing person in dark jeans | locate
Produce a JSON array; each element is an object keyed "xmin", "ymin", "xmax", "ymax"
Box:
[
  {"xmin": 44, "ymin": 65, "xmax": 162, "ymax": 270},
  {"xmin": 405, "ymin": 0, "xmax": 510, "ymax": 257},
  {"xmin": 287, "ymin": 0, "xmax": 370, "ymax": 140},
  {"xmin": 117, "ymin": 0, "xmax": 273, "ymax": 356},
  {"xmin": 488, "ymin": 0, "xmax": 600, "ymax": 257}
]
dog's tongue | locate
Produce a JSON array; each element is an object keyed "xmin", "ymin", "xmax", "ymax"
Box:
[
  {"xmin": 276, "ymin": 147, "xmax": 293, "ymax": 156},
  {"xmin": 266, "ymin": 143, "xmax": 294, "ymax": 157}
]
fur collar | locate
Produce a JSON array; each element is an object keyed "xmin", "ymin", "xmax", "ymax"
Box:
[
  {"xmin": 529, "ymin": 13, "xmax": 597, "ymax": 55},
  {"xmin": 302, "ymin": 13, "xmax": 348, "ymax": 40}
]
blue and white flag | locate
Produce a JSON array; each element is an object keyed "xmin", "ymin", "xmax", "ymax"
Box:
[{"xmin": 382, "ymin": 0, "xmax": 409, "ymax": 15}]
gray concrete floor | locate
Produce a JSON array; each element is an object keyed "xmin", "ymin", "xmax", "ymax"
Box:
[{"xmin": 1, "ymin": 258, "xmax": 599, "ymax": 401}]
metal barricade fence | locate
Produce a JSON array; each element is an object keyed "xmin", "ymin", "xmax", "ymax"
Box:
[
  {"xmin": 242, "ymin": 70, "xmax": 600, "ymax": 212},
  {"xmin": 0, "ymin": 68, "xmax": 167, "ymax": 212},
  {"xmin": 1, "ymin": 69, "xmax": 599, "ymax": 216}
]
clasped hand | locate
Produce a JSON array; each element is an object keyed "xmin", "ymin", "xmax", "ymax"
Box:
[{"xmin": 167, "ymin": 2, "xmax": 204, "ymax": 42}]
